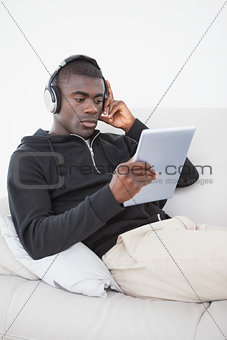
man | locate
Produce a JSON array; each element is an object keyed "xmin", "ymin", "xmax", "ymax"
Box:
[
  {"xmin": 10, "ymin": 55, "xmax": 227, "ymax": 302},
  {"xmin": 7, "ymin": 54, "xmax": 198, "ymax": 259}
]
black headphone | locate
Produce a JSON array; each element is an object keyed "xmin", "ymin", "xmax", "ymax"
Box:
[{"xmin": 44, "ymin": 54, "xmax": 108, "ymax": 114}]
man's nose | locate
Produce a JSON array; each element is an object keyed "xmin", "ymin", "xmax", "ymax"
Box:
[{"xmin": 84, "ymin": 99, "xmax": 98, "ymax": 114}]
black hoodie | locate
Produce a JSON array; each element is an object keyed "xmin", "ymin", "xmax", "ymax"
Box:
[{"xmin": 7, "ymin": 119, "xmax": 199, "ymax": 260}]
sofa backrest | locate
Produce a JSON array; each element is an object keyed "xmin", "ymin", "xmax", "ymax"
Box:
[
  {"xmin": 0, "ymin": 196, "xmax": 10, "ymax": 215},
  {"xmin": 1, "ymin": 108, "xmax": 226, "ymax": 226}
]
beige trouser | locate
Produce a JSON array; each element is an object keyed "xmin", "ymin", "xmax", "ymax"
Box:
[{"xmin": 102, "ymin": 216, "xmax": 227, "ymax": 302}]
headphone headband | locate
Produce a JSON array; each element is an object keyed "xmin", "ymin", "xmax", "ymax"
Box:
[
  {"xmin": 44, "ymin": 54, "xmax": 107, "ymax": 114},
  {"xmin": 60, "ymin": 55, "xmax": 102, "ymax": 70}
]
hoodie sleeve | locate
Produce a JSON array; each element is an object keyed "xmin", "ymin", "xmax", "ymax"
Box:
[
  {"xmin": 7, "ymin": 151, "xmax": 124, "ymax": 260},
  {"xmin": 125, "ymin": 118, "xmax": 199, "ymax": 187}
]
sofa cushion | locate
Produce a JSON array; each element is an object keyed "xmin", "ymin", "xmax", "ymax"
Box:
[
  {"xmin": 195, "ymin": 300, "xmax": 227, "ymax": 340},
  {"xmin": 0, "ymin": 274, "xmax": 210, "ymax": 340}
]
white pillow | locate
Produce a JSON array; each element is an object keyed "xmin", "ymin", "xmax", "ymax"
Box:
[
  {"xmin": 0, "ymin": 217, "xmax": 39, "ymax": 280},
  {"xmin": 0, "ymin": 214, "xmax": 123, "ymax": 297}
]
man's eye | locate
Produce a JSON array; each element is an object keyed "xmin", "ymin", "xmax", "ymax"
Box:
[
  {"xmin": 95, "ymin": 99, "xmax": 103, "ymax": 104},
  {"xmin": 74, "ymin": 98, "xmax": 84, "ymax": 102}
]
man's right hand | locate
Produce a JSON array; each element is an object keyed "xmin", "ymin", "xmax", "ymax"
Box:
[{"xmin": 109, "ymin": 158, "xmax": 157, "ymax": 204}]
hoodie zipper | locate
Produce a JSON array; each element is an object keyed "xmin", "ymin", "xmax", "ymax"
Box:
[{"xmin": 71, "ymin": 132, "xmax": 101, "ymax": 174}]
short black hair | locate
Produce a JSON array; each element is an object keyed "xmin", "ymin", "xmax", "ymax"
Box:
[{"xmin": 54, "ymin": 60, "xmax": 103, "ymax": 89}]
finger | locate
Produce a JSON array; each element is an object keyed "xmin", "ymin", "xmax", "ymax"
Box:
[
  {"xmin": 131, "ymin": 161, "xmax": 155, "ymax": 175},
  {"xmin": 108, "ymin": 101, "xmax": 125, "ymax": 118},
  {"xmin": 130, "ymin": 165, "xmax": 146, "ymax": 175},
  {"xmin": 130, "ymin": 161, "xmax": 152, "ymax": 169},
  {"xmin": 134, "ymin": 171, "xmax": 155, "ymax": 177},
  {"xmin": 131, "ymin": 165, "xmax": 157, "ymax": 177},
  {"xmin": 118, "ymin": 161, "xmax": 153, "ymax": 172},
  {"xmin": 105, "ymin": 101, "xmax": 118, "ymax": 116},
  {"xmin": 105, "ymin": 80, "xmax": 114, "ymax": 99},
  {"xmin": 98, "ymin": 115, "xmax": 110, "ymax": 123},
  {"xmin": 103, "ymin": 98, "xmax": 115, "ymax": 113},
  {"xmin": 144, "ymin": 162, "xmax": 156, "ymax": 175},
  {"xmin": 152, "ymin": 170, "xmax": 158, "ymax": 178},
  {"xmin": 134, "ymin": 174, "xmax": 157, "ymax": 184},
  {"xmin": 134, "ymin": 178, "xmax": 154, "ymax": 186},
  {"xmin": 106, "ymin": 102, "xmax": 125, "ymax": 123},
  {"xmin": 129, "ymin": 156, "xmax": 135, "ymax": 163},
  {"xmin": 127, "ymin": 163, "xmax": 156, "ymax": 177}
]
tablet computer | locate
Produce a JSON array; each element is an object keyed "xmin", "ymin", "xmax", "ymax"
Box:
[{"xmin": 124, "ymin": 126, "xmax": 196, "ymax": 207}]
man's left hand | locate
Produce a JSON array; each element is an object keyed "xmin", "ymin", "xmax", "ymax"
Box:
[{"xmin": 99, "ymin": 80, "xmax": 136, "ymax": 132}]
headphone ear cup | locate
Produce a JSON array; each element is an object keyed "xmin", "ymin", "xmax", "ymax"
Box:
[
  {"xmin": 51, "ymin": 86, "xmax": 61, "ymax": 113},
  {"xmin": 44, "ymin": 87, "xmax": 57, "ymax": 113},
  {"xmin": 44, "ymin": 86, "xmax": 61, "ymax": 114}
]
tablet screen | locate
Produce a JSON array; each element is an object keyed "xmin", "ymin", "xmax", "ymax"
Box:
[{"xmin": 124, "ymin": 126, "xmax": 195, "ymax": 207}]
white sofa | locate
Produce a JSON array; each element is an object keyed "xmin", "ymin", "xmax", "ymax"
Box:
[{"xmin": 0, "ymin": 108, "xmax": 227, "ymax": 340}]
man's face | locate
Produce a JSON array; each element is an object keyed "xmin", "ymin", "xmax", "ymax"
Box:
[{"xmin": 55, "ymin": 75, "xmax": 105, "ymax": 139}]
